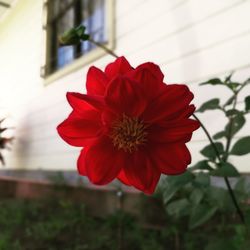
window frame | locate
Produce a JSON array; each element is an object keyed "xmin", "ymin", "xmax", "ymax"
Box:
[{"xmin": 42, "ymin": 0, "xmax": 115, "ymax": 85}]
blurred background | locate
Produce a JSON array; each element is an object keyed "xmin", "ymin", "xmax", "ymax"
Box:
[
  {"xmin": 0, "ymin": 0, "xmax": 249, "ymax": 181},
  {"xmin": 0, "ymin": 0, "xmax": 250, "ymax": 249}
]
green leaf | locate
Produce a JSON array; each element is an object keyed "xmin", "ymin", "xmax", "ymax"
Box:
[
  {"xmin": 200, "ymin": 142, "xmax": 224, "ymax": 161},
  {"xmin": 227, "ymin": 82, "xmax": 240, "ymax": 91},
  {"xmin": 206, "ymin": 186, "xmax": 234, "ymax": 211},
  {"xmin": 166, "ymin": 198, "xmax": 190, "ymax": 218},
  {"xmin": 224, "ymin": 72, "xmax": 233, "ymax": 83},
  {"xmin": 189, "ymin": 189, "xmax": 204, "ymax": 205},
  {"xmin": 200, "ymin": 78, "xmax": 223, "ymax": 86},
  {"xmin": 162, "ymin": 184, "xmax": 179, "ymax": 204},
  {"xmin": 59, "ymin": 25, "xmax": 89, "ymax": 46},
  {"xmin": 162, "ymin": 171, "xmax": 194, "ymax": 204},
  {"xmin": 189, "ymin": 160, "xmax": 213, "ymax": 171},
  {"xmin": 197, "ymin": 98, "xmax": 220, "ymax": 113},
  {"xmin": 76, "ymin": 25, "xmax": 86, "ymax": 36},
  {"xmin": 225, "ymin": 113, "xmax": 245, "ymax": 137},
  {"xmin": 244, "ymin": 96, "xmax": 250, "ymax": 112},
  {"xmin": 231, "ymin": 136, "xmax": 250, "ymax": 155},
  {"xmin": 189, "ymin": 204, "xmax": 217, "ymax": 229},
  {"xmin": 80, "ymin": 34, "xmax": 90, "ymax": 41},
  {"xmin": 225, "ymin": 109, "xmax": 242, "ymax": 117},
  {"xmin": 194, "ymin": 172, "xmax": 210, "ymax": 187},
  {"xmin": 234, "ymin": 177, "xmax": 250, "ymax": 194},
  {"xmin": 245, "ymin": 212, "xmax": 250, "ymax": 230},
  {"xmin": 213, "ymin": 131, "xmax": 226, "ymax": 140},
  {"xmin": 234, "ymin": 177, "xmax": 250, "ymax": 201},
  {"xmin": 234, "ymin": 177, "xmax": 246, "ymax": 193},
  {"xmin": 210, "ymin": 162, "xmax": 240, "ymax": 177},
  {"xmin": 205, "ymin": 239, "xmax": 237, "ymax": 250},
  {"xmin": 223, "ymin": 96, "xmax": 234, "ymax": 107},
  {"xmin": 167, "ymin": 171, "xmax": 194, "ymax": 186}
]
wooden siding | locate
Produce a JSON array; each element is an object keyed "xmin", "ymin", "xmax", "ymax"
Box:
[{"xmin": 0, "ymin": 0, "xmax": 249, "ymax": 172}]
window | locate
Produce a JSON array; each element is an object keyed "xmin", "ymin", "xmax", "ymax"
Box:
[{"xmin": 42, "ymin": 0, "xmax": 114, "ymax": 81}]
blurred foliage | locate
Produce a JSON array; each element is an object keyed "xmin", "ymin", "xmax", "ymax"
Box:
[
  {"xmin": 156, "ymin": 74, "xmax": 250, "ymax": 249},
  {"xmin": 157, "ymin": 172, "xmax": 250, "ymax": 249},
  {"xmin": 0, "ymin": 198, "xmax": 168, "ymax": 250},
  {"xmin": 0, "ymin": 193, "xmax": 249, "ymax": 250}
]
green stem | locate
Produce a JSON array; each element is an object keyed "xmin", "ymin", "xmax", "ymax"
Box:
[
  {"xmin": 89, "ymin": 38, "xmax": 119, "ymax": 59},
  {"xmin": 223, "ymin": 93, "xmax": 238, "ymax": 162},
  {"xmin": 192, "ymin": 114, "xmax": 245, "ymax": 224},
  {"xmin": 223, "ymin": 78, "xmax": 249, "ymax": 161},
  {"xmin": 192, "ymin": 114, "xmax": 222, "ymax": 159}
]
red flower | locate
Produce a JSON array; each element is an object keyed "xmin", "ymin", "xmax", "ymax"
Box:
[{"xmin": 57, "ymin": 57, "xmax": 199, "ymax": 194}]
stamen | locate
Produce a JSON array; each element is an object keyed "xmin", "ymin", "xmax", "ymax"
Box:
[{"xmin": 110, "ymin": 114, "xmax": 148, "ymax": 153}]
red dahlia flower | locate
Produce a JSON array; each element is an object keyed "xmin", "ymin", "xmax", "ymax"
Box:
[{"xmin": 57, "ymin": 57, "xmax": 199, "ymax": 194}]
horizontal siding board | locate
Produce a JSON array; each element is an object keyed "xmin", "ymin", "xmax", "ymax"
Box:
[
  {"xmin": 116, "ymin": 0, "xmax": 243, "ymax": 54},
  {"xmin": 1, "ymin": 0, "xmax": 250, "ymax": 171},
  {"xmin": 159, "ymin": 32, "xmax": 250, "ymax": 83},
  {"xmin": 116, "ymin": 0, "xmax": 146, "ymax": 18},
  {"xmin": 9, "ymin": 152, "xmax": 79, "ymax": 170},
  {"xmin": 127, "ymin": 1, "xmax": 250, "ymax": 67},
  {"xmin": 116, "ymin": 0, "xmax": 186, "ymax": 37}
]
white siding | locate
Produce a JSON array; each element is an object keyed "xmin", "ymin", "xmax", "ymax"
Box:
[{"xmin": 0, "ymin": 0, "xmax": 249, "ymax": 172}]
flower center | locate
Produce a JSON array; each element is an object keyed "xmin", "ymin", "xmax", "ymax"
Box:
[{"xmin": 110, "ymin": 114, "xmax": 148, "ymax": 153}]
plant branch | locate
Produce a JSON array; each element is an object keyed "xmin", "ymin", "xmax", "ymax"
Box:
[
  {"xmin": 89, "ymin": 38, "xmax": 119, "ymax": 59},
  {"xmin": 192, "ymin": 113, "xmax": 245, "ymax": 224},
  {"xmin": 192, "ymin": 114, "xmax": 222, "ymax": 160},
  {"xmin": 223, "ymin": 94, "xmax": 238, "ymax": 162}
]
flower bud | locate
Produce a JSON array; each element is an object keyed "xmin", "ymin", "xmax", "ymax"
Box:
[{"xmin": 59, "ymin": 25, "xmax": 90, "ymax": 46}]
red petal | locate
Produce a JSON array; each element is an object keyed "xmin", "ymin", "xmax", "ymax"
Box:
[
  {"xmin": 105, "ymin": 56, "xmax": 133, "ymax": 80},
  {"xmin": 124, "ymin": 150, "xmax": 161, "ymax": 194},
  {"xmin": 136, "ymin": 62, "xmax": 164, "ymax": 82},
  {"xmin": 117, "ymin": 169, "xmax": 131, "ymax": 186},
  {"xmin": 77, "ymin": 148, "xmax": 88, "ymax": 175},
  {"xmin": 179, "ymin": 104, "xmax": 196, "ymax": 119},
  {"xmin": 142, "ymin": 84, "xmax": 194, "ymax": 123},
  {"xmin": 148, "ymin": 118, "xmax": 200, "ymax": 143},
  {"xmin": 149, "ymin": 143, "xmax": 191, "ymax": 175},
  {"xmin": 86, "ymin": 66, "xmax": 108, "ymax": 95},
  {"xmin": 66, "ymin": 92, "xmax": 104, "ymax": 114},
  {"xmin": 83, "ymin": 137, "xmax": 125, "ymax": 185},
  {"xmin": 101, "ymin": 110, "xmax": 118, "ymax": 131},
  {"xmin": 127, "ymin": 62, "xmax": 165, "ymax": 100},
  {"xmin": 57, "ymin": 111, "xmax": 102, "ymax": 147},
  {"xmin": 105, "ymin": 76, "xmax": 147, "ymax": 117}
]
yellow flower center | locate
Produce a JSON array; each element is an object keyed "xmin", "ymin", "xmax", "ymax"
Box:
[{"xmin": 110, "ymin": 114, "xmax": 148, "ymax": 153}]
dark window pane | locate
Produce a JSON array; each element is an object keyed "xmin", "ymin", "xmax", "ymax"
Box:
[
  {"xmin": 52, "ymin": 0, "xmax": 74, "ymax": 18},
  {"xmin": 57, "ymin": 7, "xmax": 75, "ymax": 35},
  {"xmin": 47, "ymin": 0, "xmax": 107, "ymax": 74},
  {"xmin": 81, "ymin": 0, "xmax": 105, "ymax": 54},
  {"xmin": 56, "ymin": 7, "xmax": 75, "ymax": 68}
]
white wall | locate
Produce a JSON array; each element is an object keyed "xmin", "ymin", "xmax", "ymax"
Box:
[{"xmin": 0, "ymin": 0, "xmax": 249, "ymax": 172}]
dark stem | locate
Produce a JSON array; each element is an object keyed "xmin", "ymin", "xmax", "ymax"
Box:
[
  {"xmin": 192, "ymin": 114, "xmax": 245, "ymax": 224},
  {"xmin": 223, "ymin": 78, "xmax": 248, "ymax": 161},
  {"xmin": 222, "ymin": 92, "xmax": 246, "ymax": 224},
  {"xmin": 223, "ymin": 93, "xmax": 237, "ymax": 162},
  {"xmin": 117, "ymin": 189, "xmax": 124, "ymax": 250},
  {"xmin": 192, "ymin": 114, "xmax": 222, "ymax": 159},
  {"xmin": 175, "ymin": 231, "xmax": 180, "ymax": 250},
  {"xmin": 89, "ymin": 38, "xmax": 119, "ymax": 59},
  {"xmin": 224, "ymin": 177, "xmax": 245, "ymax": 223}
]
